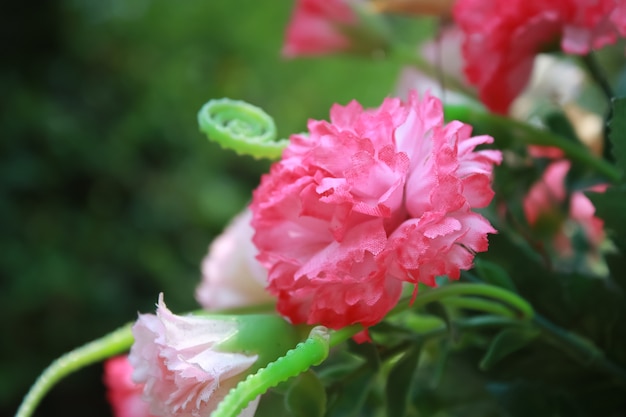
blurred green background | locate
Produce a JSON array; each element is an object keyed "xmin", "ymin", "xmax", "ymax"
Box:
[{"xmin": 1, "ymin": 1, "xmax": 413, "ymax": 416}]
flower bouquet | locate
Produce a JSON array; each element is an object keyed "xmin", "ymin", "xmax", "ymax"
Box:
[{"xmin": 15, "ymin": 1, "xmax": 626, "ymax": 416}]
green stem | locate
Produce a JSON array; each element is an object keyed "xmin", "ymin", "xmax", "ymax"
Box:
[
  {"xmin": 326, "ymin": 282, "xmax": 532, "ymax": 346},
  {"xmin": 15, "ymin": 323, "xmax": 134, "ymax": 417},
  {"xmin": 210, "ymin": 326, "xmax": 330, "ymax": 417},
  {"xmin": 329, "ymin": 325, "xmax": 363, "ymax": 347},
  {"xmin": 440, "ymin": 296, "xmax": 516, "ymax": 318},
  {"xmin": 581, "ymin": 52, "xmax": 614, "ymax": 104},
  {"xmin": 444, "ymin": 104, "xmax": 621, "ymax": 183},
  {"xmin": 392, "ymin": 283, "xmax": 534, "ymax": 320},
  {"xmin": 580, "ymin": 52, "xmax": 616, "ymax": 164},
  {"xmin": 209, "ymin": 302, "xmax": 277, "ymax": 316},
  {"xmin": 463, "ymin": 272, "xmax": 626, "ymax": 385},
  {"xmin": 533, "ymin": 315, "xmax": 626, "ymax": 386},
  {"xmin": 338, "ymin": 316, "xmax": 528, "ymax": 388}
]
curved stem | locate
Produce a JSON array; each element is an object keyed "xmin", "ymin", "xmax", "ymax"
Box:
[
  {"xmin": 15, "ymin": 323, "xmax": 134, "ymax": 417},
  {"xmin": 581, "ymin": 53, "xmax": 614, "ymax": 104},
  {"xmin": 440, "ymin": 296, "xmax": 516, "ymax": 318},
  {"xmin": 533, "ymin": 314, "xmax": 626, "ymax": 386},
  {"xmin": 463, "ymin": 272, "xmax": 626, "ymax": 385},
  {"xmin": 211, "ymin": 326, "xmax": 330, "ymax": 417},
  {"xmin": 329, "ymin": 325, "xmax": 363, "ymax": 347},
  {"xmin": 209, "ymin": 302, "xmax": 277, "ymax": 316},
  {"xmin": 198, "ymin": 98, "xmax": 289, "ymax": 160},
  {"xmin": 325, "ymin": 282, "xmax": 532, "ymax": 346},
  {"xmin": 444, "ymin": 104, "xmax": 621, "ymax": 183},
  {"xmin": 392, "ymin": 283, "xmax": 534, "ymax": 320}
]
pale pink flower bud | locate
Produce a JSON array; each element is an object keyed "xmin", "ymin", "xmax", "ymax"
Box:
[
  {"xmin": 195, "ymin": 209, "xmax": 273, "ymax": 311},
  {"xmin": 129, "ymin": 294, "xmax": 260, "ymax": 417}
]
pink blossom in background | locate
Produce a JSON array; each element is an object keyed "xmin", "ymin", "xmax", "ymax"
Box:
[
  {"xmin": 129, "ymin": 294, "xmax": 259, "ymax": 417},
  {"xmin": 527, "ymin": 145, "xmax": 566, "ymax": 160},
  {"xmin": 104, "ymin": 356, "xmax": 154, "ymax": 417},
  {"xmin": 196, "ymin": 209, "xmax": 273, "ymax": 311},
  {"xmin": 282, "ymin": 0, "xmax": 357, "ymax": 57},
  {"xmin": 453, "ymin": 0, "xmax": 626, "ymax": 114},
  {"xmin": 570, "ymin": 183, "xmax": 607, "ymax": 250},
  {"xmin": 250, "ymin": 91, "xmax": 501, "ymax": 332},
  {"xmin": 523, "ymin": 160, "xmax": 606, "ymax": 256},
  {"xmin": 523, "ymin": 160, "xmax": 570, "ymax": 227}
]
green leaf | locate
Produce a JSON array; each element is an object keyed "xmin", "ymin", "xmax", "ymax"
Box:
[
  {"xmin": 284, "ymin": 370, "xmax": 326, "ymax": 417},
  {"xmin": 543, "ymin": 111, "xmax": 579, "ymax": 142},
  {"xmin": 486, "ymin": 380, "xmax": 583, "ymax": 417},
  {"xmin": 424, "ymin": 301, "xmax": 452, "ymax": 329},
  {"xmin": 428, "ymin": 340, "xmax": 451, "ymax": 389},
  {"xmin": 326, "ymin": 367, "xmax": 377, "ymax": 417},
  {"xmin": 587, "ymin": 185, "xmax": 626, "ymax": 250},
  {"xmin": 608, "ymin": 97, "xmax": 626, "ymax": 180},
  {"xmin": 347, "ymin": 339, "xmax": 380, "ymax": 371},
  {"xmin": 479, "ymin": 327, "xmax": 540, "ymax": 370},
  {"xmin": 254, "ymin": 390, "xmax": 293, "ymax": 417},
  {"xmin": 385, "ymin": 344, "xmax": 422, "ymax": 417},
  {"xmin": 474, "ymin": 259, "xmax": 517, "ymax": 292}
]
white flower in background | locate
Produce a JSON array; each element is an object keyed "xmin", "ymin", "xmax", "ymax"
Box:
[
  {"xmin": 395, "ymin": 25, "xmax": 474, "ymax": 105},
  {"xmin": 196, "ymin": 209, "xmax": 274, "ymax": 310}
]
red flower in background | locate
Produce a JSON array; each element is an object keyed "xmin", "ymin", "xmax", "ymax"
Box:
[
  {"xmin": 104, "ymin": 356, "xmax": 154, "ymax": 417},
  {"xmin": 282, "ymin": 0, "xmax": 357, "ymax": 57},
  {"xmin": 251, "ymin": 91, "xmax": 501, "ymax": 332},
  {"xmin": 453, "ymin": 0, "xmax": 626, "ymax": 114}
]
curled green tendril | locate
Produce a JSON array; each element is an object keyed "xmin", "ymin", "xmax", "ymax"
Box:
[
  {"xmin": 15, "ymin": 323, "xmax": 134, "ymax": 417},
  {"xmin": 211, "ymin": 326, "xmax": 330, "ymax": 417},
  {"xmin": 198, "ymin": 98, "xmax": 289, "ymax": 160}
]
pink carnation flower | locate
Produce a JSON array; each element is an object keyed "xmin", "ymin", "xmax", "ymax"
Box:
[
  {"xmin": 104, "ymin": 355, "xmax": 155, "ymax": 417},
  {"xmin": 523, "ymin": 160, "xmax": 570, "ymax": 227},
  {"xmin": 282, "ymin": 0, "xmax": 357, "ymax": 57},
  {"xmin": 453, "ymin": 0, "xmax": 626, "ymax": 113},
  {"xmin": 129, "ymin": 294, "xmax": 260, "ymax": 417},
  {"xmin": 196, "ymin": 209, "xmax": 273, "ymax": 310},
  {"xmin": 523, "ymin": 159, "xmax": 606, "ymax": 256},
  {"xmin": 250, "ymin": 91, "xmax": 501, "ymax": 331}
]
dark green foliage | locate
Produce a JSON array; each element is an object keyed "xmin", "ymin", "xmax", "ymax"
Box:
[
  {"xmin": 285, "ymin": 371, "xmax": 327, "ymax": 417},
  {"xmin": 479, "ymin": 327, "xmax": 540, "ymax": 371},
  {"xmin": 474, "ymin": 259, "xmax": 517, "ymax": 292},
  {"xmin": 607, "ymin": 97, "xmax": 626, "ymax": 178},
  {"xmin": 385, "ymin": 344, "xmax": 422, "ymax": 417}
]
